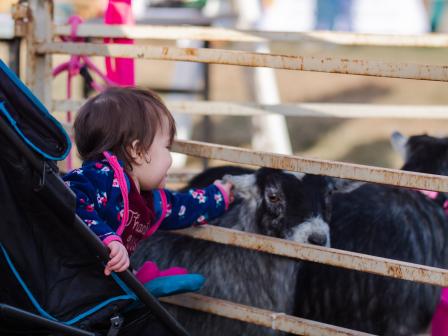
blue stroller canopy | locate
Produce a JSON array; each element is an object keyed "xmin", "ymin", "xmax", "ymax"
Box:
[{"xmin": 0, "ymin": 59, "xmax": 71, "ymax": 161}]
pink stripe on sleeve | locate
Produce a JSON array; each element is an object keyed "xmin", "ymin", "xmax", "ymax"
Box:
[
  {"xmin": 103, "ymin": 151, "xmax": 129, "ymax": 235},
  {"xmin": 103, "ymin": 235, "xmax": 123, "ymax": 246},
  {"xmin": 214, "ymin": 182, "xmax": 230, "ymax": 210}
]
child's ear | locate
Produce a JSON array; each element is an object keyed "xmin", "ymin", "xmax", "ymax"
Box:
[{"xmin": 129, "ymin": 140, "xmax": 145, "ymax": 164}]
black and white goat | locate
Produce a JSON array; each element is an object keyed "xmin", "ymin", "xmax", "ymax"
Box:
[
  {"xmin": 132, "ymin": 167, "xmax": 357, "ymax": 335},
  {"xmin": 294, "ymin": 132, "xmax": 448, "ymax": 336}
]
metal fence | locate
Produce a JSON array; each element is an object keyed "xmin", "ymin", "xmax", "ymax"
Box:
[{"xmin": 19, "ymin": 1, "xmax": 448, "ymax": 335}]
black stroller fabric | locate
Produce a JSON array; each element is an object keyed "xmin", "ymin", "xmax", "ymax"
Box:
[
  {"xmin": 0, "ymin": 60, "xmax": 175, "ymax": 335},
  {"xmin": 0, "ymin": 137, "xmax": 133, "ymax": 331}
]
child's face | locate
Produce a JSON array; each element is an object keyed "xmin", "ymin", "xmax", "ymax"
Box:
[{"xmin": 131, "ymin": 119, "xmax": 173, "ymax": 191}]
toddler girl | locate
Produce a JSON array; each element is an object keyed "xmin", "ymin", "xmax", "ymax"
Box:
[{"xmin": 63, "ymin": 87, "xmax": 232, "ymax": 294}]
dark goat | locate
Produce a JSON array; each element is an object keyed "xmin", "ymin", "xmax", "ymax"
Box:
[
  {"xmin": 294, "ymin": 132, "xmax": 448, "ymax": 336},
  {"xmin": 132, "ymin": 167, "xmax": 357, "ymax": 335}
]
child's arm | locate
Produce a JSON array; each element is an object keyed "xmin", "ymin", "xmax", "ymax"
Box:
[
  {"xmin": 151, "ymin": 181, "xmax": 233, "ymax": 230},
  {"xmin": 64, "ymin": 170, "xmax": 130, "ymax": 275},
  {"xmin": 64, "ymin": 172, "xmax": 122, "ymax": 245}
]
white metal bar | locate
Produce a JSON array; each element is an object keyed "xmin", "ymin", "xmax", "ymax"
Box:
[
  {"xmin": 53, "ymin": 100, "xmax": 83, "ymax": 112},
  {"xmin": 161, "ymin": 293, "xmax": 374, "ymax": 336},
  {"xmin": 166, "ymin": 101, "xmax": 448, "ymax": 119},
  {"xmin": 175, "ymin": 225, "xmax": 448, "ymax": 287},
  {"xmin": 0, "ymin": 14, "xmax": 15, "ymax": 39},
  {"xmin": 171, "ymin": 140, "xmax": 448, "ymax": 192},
  {"xmin": 54, "ymin": 23, "xmax": 448, "ymax": 48},
  {"xmin": 37, "ymin": 42, "xmax": 448, "ymax": 82},
  {"xmin": 249, "ymin": 43, "xmax": 292, "ymax": 155},
  {"xmin": 52, "ymin": 99, "xmax": 448, "ymax": 119}
]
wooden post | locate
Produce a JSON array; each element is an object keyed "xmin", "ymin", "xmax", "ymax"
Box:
[{"xmin": 26, "ymin": 0, "xmax": 53, "ymax": 108}]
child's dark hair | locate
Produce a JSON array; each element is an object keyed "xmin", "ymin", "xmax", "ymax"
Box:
[{"xmin": 74, "ymin": 86, "xmax": 176, "ymax": 170}]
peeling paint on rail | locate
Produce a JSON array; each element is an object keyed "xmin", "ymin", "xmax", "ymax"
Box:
[
  {"xmin": 175, "ymin": 225, "xmax": 448, "ymax": 287},
  {"xmin": 37, "ymin": 42, "xmax": 448, "ymax": 81},
  {"xmin": 161, "ymin": 293, "xmax": 375, "ymax": 336},
  {"xmin": 54, "ymin": 24, "xmax": 448, "ymax": 48},
  {"xmin": 171, "ymin": 140, "xmax": 448, "ymax": 192}
]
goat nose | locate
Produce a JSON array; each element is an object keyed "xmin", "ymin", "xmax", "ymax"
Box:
[{"xmin": 308, "ymin": 233, "xmax": 327, "ymax": 246}]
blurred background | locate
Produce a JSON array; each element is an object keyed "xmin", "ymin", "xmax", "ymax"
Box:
[{"xmin": 2, "ymin": 0, "xmax": 448, "ymax": 172}]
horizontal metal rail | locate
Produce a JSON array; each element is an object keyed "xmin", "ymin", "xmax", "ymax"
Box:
[
  {"xmin": 172, "ymin": 140, "xmax": 448, "ymax": 192},
  {"xmin": 174, "ymin": 225, "xmax": 448, "ymax": 287},
  {"xmin": 167, "ymin": 101, "xmax": 448, "ymax": 118},
  {"xmin": 51, "ymin": 107, "xmax": 448, "ymax": 191},
  {"xmin": 161, "ymin": 293, "xmax": 374, "ymax": 336},
  {"xmin": 37, "ymin": 42, "xmax": 448, "ymax": 82},
  {"xmin": 54, "ymin": 24, "xmax": 448, "ymax": 48},
  {"xmin": 168, "ymin": 101, "xmax": 448, "ymax": 118},
  {"xmin": 52, "ymin": 112, "xmax": 448, "ymax": 191},
  {"xmin": 52, "ymin": 99, "xmax": 448, "ymax": 119}
]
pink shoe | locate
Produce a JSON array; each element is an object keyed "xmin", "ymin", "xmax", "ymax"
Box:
[
  {"xmin": 135, "ymin": 261, "xmax": 188, "ymax": 284},
  {"xmin": 159, "ymin": 267, "xmax": 188, "ymax": 277}
]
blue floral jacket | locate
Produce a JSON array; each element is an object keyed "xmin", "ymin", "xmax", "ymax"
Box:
[{"xmin": 63, "ymin": 158, "xmax": 229, "ymax": 247}]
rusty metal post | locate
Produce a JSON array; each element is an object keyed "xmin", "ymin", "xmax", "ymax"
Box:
[{"xmin": 26, "ymin": 0, "xmax": 53, "ymax": 107}]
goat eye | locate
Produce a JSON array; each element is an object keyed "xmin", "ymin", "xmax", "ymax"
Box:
[{"xmin": 268, "ymin": 193, "xmax": 280, "ymax": 203}]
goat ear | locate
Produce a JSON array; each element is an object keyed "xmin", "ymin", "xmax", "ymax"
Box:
[
  {"xmin": 327, "ymin": 177, "xmax": 364, "ymax": 194},
  {"xmin": 222, "ymin": 173, "xmax": 258, "ymax": 200},
  {"xmin": 390, "ymin": 131, "xmax": 408, "ymax": 161}
]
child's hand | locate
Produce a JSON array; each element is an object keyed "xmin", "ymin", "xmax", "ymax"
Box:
[
  {"xmin": 105, "ymin": 241, "xmax": 130, "ymax": 276},
  {"xmin": 214, "ymin": 180, "xmax": 234, "ymax": 204}
]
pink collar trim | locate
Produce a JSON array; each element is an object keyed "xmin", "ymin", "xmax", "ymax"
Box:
[
  {"xmin": 103, "ymin": 151, "xmax": 129, "ymax": 235},
  {"xmin": 144, "ymin": 189, "xmax": 167, "ymax": 238}
]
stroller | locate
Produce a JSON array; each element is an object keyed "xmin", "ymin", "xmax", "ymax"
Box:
[{"xmin": 0, "ymin": 59, "xmax": 189, "ymax": 336}]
